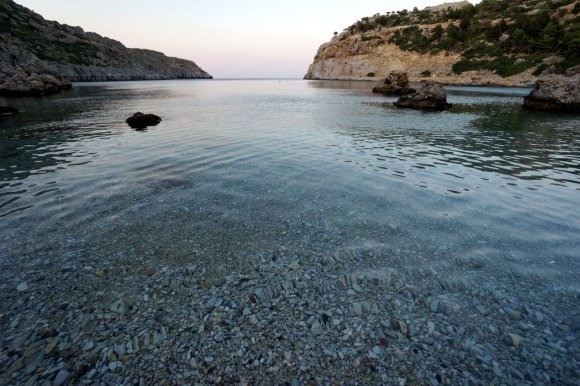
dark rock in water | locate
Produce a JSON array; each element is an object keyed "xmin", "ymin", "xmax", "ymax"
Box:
[
  {"xmin": 523, "ymin": 75, "xmax": 580, "ymax": 112},
  {"xmin": 394, "ymin": 81, "xmax": 452, "ymax": 111},
  {"xmin": 126, "ymin": 112, "xmax": 162, "ymax": 129},
  {"xmin": 0, "ymin": 71, "xmax": 72, "ymax": 97},
  {"xmin": 0, "ymin": 106, "xmax": 19, "ymax": 116},
  {"xmin": 372, "ymin": 71, "xmax": 416, "ymax": 95}
]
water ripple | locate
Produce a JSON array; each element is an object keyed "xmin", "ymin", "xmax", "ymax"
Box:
[{"xmin": 0, "ymin": 80, "xmax": 578, "ymax": 274}]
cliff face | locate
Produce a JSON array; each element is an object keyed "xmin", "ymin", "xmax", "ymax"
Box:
[
  {"xmin": 305, "ymin": 28, "xmax": 465, "ymax": 82},
  {"xmin": 305, "ymin": 0, "xmax": 580, "ymax": 86},
  {"xmin": 0, "ymin": 0, "xmax": 212, "ymax": 81}
]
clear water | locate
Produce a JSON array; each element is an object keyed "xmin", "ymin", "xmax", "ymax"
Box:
[{"xmin": 1, "ymin": 80, "xmax": 579, "ymax": 288}]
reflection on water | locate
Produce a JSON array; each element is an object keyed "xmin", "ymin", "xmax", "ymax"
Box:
[
  {"xmin": 338, "ymin": 104, "xmax": 579, "ymax": 189},
  {"xmin": 0, "ymin": 80, "xmax": 579, "ymax": 267},
  {"xmin": 0, "ymin": 84, "xmax": 181, "ymax": 181}
]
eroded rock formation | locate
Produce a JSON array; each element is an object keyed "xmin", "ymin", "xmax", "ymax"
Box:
[
  {"xmin": 372, "ymin": 71, "xmax": 416, "ymax": 95},
  {"xmin": 523, "ymin": 75, "xmax": 580, "ymax": 112},
  {"xmin": 394, "ymin": 82, "xmax": 452, "ymax": 111}
]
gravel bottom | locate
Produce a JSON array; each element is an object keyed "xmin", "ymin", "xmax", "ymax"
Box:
[{"xmin": 1, "ymin": 225, "xmax": 578, "ymax": 386}]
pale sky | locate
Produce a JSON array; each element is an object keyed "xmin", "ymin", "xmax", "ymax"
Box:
[{"xmin": 17, "ymin": 0, "xmax": 480, "ymax": 78}]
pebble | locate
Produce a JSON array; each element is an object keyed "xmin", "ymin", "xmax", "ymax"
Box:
[
  {"xmin": 1, "ymin": 227, "xmax": 577, "ymax": 385},
  {"xmin": 110, "ymin": 299, "xmax": 129, "ymax": 315},
  {"xmin": 311, "ymin": 321, "xmax": 323, "ymax": 335},
  {"xmin": 82, "ymin": 340, "xmax": 95, "ymax": 351},
  {"xmin": 288, "ymin": 262, "xmax": 301, "ymax": 270},
  {"xmin": 44, "ymin": 339, "xmax": 59, "ymax": 355},
  {"xmin": 504, "ymin": 333, "xmax": 523, "ymax": 347},
  {"xmin": 351, "ymin": 302, "xmax": 363, "ymax": 316},
  {"xmin": 53, "ymin": 369, "xmax": 70, "ymax": 386},
  {"xmin": 109, "ymin": 361, "xmax": 122, "ymax": 372},
  {"xmin": 427, "ymin": 321, "xmax": 435, "ymax": 334},
  {"xmin": 17, "ymin": 282, "xmax": 29, "ymax": 292}
]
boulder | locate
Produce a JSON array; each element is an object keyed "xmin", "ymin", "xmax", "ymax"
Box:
[
  {"xmin": 523, "ymin": 74, "xmax": 580, "ymax": 112},
  {"xmin": 126, "ymin": 112, "xmax": 162, "ymax": 129},
  {"xmin": 0, "ymin": 71, "xmax": 72, "ymax": 97},
  {"xmin": 394, "ymin": 81, "xmax": 452, "ymax": 111},
  {"xmin": 0, "ymin": 106, "xmax": 19, "ymax": 116},
  {"xmin": 372, "ymin": 71, "xmax": 416, "ymax": 95}
]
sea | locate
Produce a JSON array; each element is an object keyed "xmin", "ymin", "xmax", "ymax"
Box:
[
  {"xmin": 1, "ymin": 79, "xmax": 579, "ymax": 287},
  {"xmin": 1, "ymin": 78, "xmax": 580, "ymax": 383}
]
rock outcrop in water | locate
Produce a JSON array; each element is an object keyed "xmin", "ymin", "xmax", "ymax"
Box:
[
  {"xmin": 372, "ymin": 71, "xmax": 415, "ymax": 95},
  {"xmin": 0, "ymin": 71, "xmax": 72, "ymax": 97},
  {"xmin": 394, "ymin": 82, "xmax": 452, "ymax": 111},
  {"xmin": 523, "ymin": 74, "xmax": 580, "ymax": 112},
  {"xmin": 0, "ymin": 0, "xmax": 212, "ymax": 86},
  {"xmin": 304, "ymin": 0, "xmax": 579, "ymax": 86},
  {"xmin": 126, "ymin": 112, "xmax": 162, "ymax": 129}
]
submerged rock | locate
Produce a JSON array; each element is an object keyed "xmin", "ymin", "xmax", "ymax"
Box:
[
  {"xmin": 0, "ymin": 106, "xmax": 18, "ymax": 116},
  {"xmin": 372, "ymin": 71, "xmax": 416, "ymax": 95},
  {"xmin": 126, "ymin": 112, "xmax": 162, "ymax": 129},
  {"xmin": 523, "ymin": 74, "xmax": 580, "ymax": 112},
  {"xmin": 0, "ymin": 71, "xmax": 72, "ymax": 97},
  {"xmin": 394, "ymin": 81, "xmax": 452, "ymax": 111}
]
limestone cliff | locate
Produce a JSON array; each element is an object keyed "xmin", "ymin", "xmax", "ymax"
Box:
[
  {"xmin": 0, "ymin": 0, "xmax": 212, "ymax": 81},
  {"xmin": 305, "ymin": 0, "xmax": 580, "ymax": 86}
]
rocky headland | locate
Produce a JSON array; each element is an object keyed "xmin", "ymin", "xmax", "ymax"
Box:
[
  {"xmin": 0, "ymin": 0, "xmax": 211, "ymax": 94},
  {"xmin": 305, "ymin": 0, "xmax": 580, "ymax": 87}
]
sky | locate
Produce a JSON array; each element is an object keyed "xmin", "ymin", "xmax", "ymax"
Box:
[{"xmin": 17, "ymin": 0, "xmax": 480, "ymax": 79}]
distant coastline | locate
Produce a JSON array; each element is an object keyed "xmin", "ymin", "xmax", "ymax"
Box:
[{"xmin": 0, "ymin": 0, "xmax": 211, "ymax": 83}]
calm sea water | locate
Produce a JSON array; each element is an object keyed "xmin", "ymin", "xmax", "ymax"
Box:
[{"xmin": 1, "ymin": 80, "xmax": 579, "ymax": 287}]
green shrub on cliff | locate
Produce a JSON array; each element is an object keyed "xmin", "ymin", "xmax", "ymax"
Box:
[
  {"xmin": 452, "ymin": 55, "xmax": 543, "ymax": 76},
  {"xmin": 346, "ymin": 0, "xmax": 580, "ymax": 76}
]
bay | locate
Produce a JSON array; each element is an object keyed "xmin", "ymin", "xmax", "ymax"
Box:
[{"xmin": 1, "ymin": 79, "xmax": 579, "ymax": 384}]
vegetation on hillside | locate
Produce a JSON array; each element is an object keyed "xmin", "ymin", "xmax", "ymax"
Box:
[
  {"xmin": 0, "ymin": 1, "xmax": 127, "ymax": 67},
  {"xmin": 0, "ymin": 0, "xmax": 211, "ymax": 80},
  {"xmin": 345, "ymin": 0, "xmax": 580, "ymax": 77}
]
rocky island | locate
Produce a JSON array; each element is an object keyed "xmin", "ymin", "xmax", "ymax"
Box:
[
  {"xmin": 0, "ymin": 0, "xmax": 211, "ymax": 96},
  {"xmin": 304, "ymin": 0, "xmax": 580, "ymax": 87}
]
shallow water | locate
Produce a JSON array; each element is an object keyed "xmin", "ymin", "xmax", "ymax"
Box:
[{"xmin": 1, "ymin": 79, "xmax": 579, "ymax": 286}]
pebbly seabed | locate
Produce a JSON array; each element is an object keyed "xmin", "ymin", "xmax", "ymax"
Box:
[{"xmin": 0, "ymin": 80, "xmax": 579, "ymax": 385}]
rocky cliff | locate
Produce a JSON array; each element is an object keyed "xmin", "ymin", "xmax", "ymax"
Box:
[
  {"xmin": 0, "ymin": 0, "xmax": 212, "ymax": 82},
  {"xmin": 305, "ymin": 0, "xmax": 580, "ymax": 86}
]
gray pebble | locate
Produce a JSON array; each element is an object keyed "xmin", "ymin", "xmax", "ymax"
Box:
[{"xmin": 53, "ymin": 369, "xmax": 70, "ymax": 386}]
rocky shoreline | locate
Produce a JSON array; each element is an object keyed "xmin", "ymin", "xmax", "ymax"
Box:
[
  {"xmin": 306, "ymin": 76, "xmax": 535, "ymax": 89},
  {"xmin": 0, "ymin": 72, "xmax": 72, "ymax": 97},
  {"xmin": 1, "ymin": 226, "xmax": 578, "ymax": 385}
]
